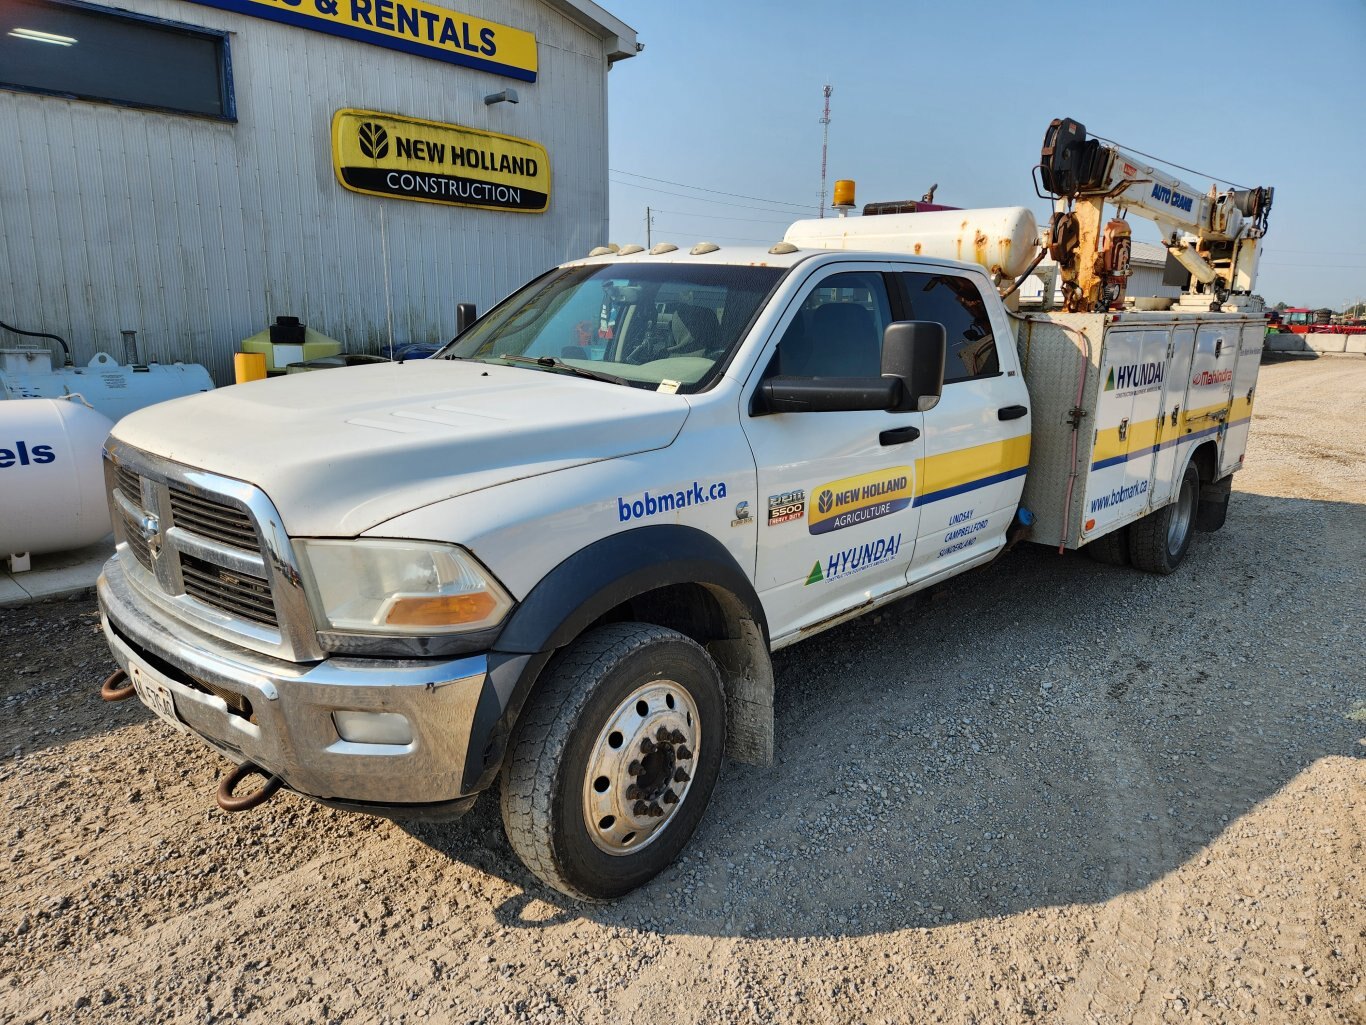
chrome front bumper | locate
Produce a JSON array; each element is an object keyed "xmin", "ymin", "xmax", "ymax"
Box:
[{"xmin": 98, "ymin": 554, "xmax": 492, "ymax": 808}]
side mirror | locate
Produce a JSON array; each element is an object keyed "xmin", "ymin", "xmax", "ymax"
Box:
[
  {"xmin": 882, "ymin": 321, "xmax": 945, "ymax": 412},
  {"xmin": 456, "ymin": 302, "xmax": 478, "ymax": 335}
]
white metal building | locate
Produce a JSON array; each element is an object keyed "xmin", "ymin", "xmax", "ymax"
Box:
[
  {"xmin": 1126, "ymin": 241, "xmax": 1181, "ymax": 300},
  {"xmin": 0, "ymin": 0, "xmax": 636, "ymax": 382}
]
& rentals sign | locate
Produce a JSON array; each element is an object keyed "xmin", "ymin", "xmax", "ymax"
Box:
[
  {"xmin": 183, "ymin": 0, "xmax": 537, "ymax": 80},
  {"xmin": 332, "ymin": 109, "xmax": 549, "ymax": 212}
]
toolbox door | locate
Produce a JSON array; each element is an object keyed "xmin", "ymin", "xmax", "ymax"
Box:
[
  {"xmin": 1221, "ymin": 323, "xmax": 1262, "ymax": 475},
  {"xmin": 1149, "ymin": 326, "xmax": 1196, "ymax": 507},
  {"xmin": 1082, "ymin": 328, "xmax": 1166, "ymax": 538},
  {"xmin": 1177, "ymin": 324, "xmax": 1237, "ymax": 483}
]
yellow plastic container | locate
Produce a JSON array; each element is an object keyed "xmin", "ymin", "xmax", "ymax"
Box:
[
  {"xmin": 234, "ymin": 351, "xmax": 267, "ymax": 384},
  {"xmin": 239, "ymin": 317, "xmax": 343, "ymax": 374}
]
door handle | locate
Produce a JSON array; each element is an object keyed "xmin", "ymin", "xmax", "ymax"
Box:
[
  {"xmin": 879, "ymin": 426, "xmax": 921, "ymax": 446},
  {"xmin": 998, "ymin": 405, "xmax": 1028, "ymax": 421}
]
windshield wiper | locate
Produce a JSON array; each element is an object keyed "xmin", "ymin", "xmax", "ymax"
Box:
[{"xmin": 494, "ymin": 355, "xmax": 629, "ymax": 387}]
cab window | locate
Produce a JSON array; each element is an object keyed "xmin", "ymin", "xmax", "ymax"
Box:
[
  {"xmin": 900, "ymin": 273, "xmax": 999, "ymax": 382},
  {"xmin": 775, "ymin": 271, "xmax": 892, "ymax": 378}
]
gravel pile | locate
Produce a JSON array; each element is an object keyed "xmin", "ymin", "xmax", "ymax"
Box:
[{"xmin": 1, "ymin": 355, "xmax": 1362, "ymax": 1024}]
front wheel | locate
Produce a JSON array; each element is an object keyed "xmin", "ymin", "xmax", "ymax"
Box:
[
  {"xmin": 500, "ymin": 623, "xmax": 725, "ymax": 901},
  {"xmin": 1129, "ymin": 462, "xmax": 1200, "ymax": 574}
]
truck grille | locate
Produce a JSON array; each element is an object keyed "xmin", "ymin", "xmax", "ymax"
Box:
[
  {"xmin": 109, "ymin": 460, "xmax": 280, "ymax": 632},
  {"xmin": 179, "ymin": 553, "xmax": 278, "ymax": 627},
  {"xmin": 116, "ymin": 465, "xmax": 142, "ymax": 503},
  {"xmin": 104, "ymin": 442, "xmax": 317, "ymax": 661},
  {"xmin": 122, "ymin": 522, "xmax": 154, "ymax": 572},
  {"xmin": 168, "ymin": 487, "xmax": 259, "ymax": 551}
]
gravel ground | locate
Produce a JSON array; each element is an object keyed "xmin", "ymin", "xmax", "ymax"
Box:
[{"xmin": 1, "ymin": 355, "xmax": 1363, "ymax": 1025}]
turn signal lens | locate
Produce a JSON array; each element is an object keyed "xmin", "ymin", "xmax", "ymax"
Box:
[{"xmin": 384, "ymin": 591, "xmax": 499, "ymax": 627}]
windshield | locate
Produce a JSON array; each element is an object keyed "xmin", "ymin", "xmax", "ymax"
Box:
[{"xmin": 440, "ymin": 263, "xmax": 784, "ymax": 392}]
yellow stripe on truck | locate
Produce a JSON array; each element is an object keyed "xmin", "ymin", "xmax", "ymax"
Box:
[{"xmin": 914, "ymin": 434, "xmax": 1031, "ymax": 507}]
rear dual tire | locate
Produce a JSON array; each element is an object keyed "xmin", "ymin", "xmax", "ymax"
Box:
[{"xmin": 1128, "ymin": 462, "xmax": 1200, "ymax": 575}]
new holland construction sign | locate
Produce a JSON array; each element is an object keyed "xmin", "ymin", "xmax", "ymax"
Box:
[{"xmin": 331, "ymin": 109, "xmax": 550, "ymax": 212}]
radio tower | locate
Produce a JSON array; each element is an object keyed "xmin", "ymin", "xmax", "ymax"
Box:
[{"xmin": 818, "ymin": 84, "xmax": 832, "ymax": 218}]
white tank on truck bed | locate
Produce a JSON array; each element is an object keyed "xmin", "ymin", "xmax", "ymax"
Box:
[{"xmin": 785, "ymin": 206, "xmax": 1040, "ymax": 279}]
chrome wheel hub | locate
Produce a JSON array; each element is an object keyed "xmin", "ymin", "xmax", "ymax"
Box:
[
  {"xmin": 582, "ymin": 679, "xmax": 700, "ymax": 856},
  {"xmin": 1167, "ymin": 475, "xmax": 1196, "ymax": 556}
]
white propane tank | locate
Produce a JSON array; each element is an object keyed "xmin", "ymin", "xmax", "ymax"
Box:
[
  {"xmin": 0, "ymin": 398, "xmax": 113, "ymax": 559},
  {"xmin": 0, "ymin": 348, "xmax": 215, "ymax": 424},
  {"xmin": 785, "ymin": 206, "xmax": 1041, "ymax": 280}
]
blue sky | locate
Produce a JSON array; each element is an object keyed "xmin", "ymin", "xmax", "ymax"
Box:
[{"xmin": 606, "ymin": 0, "xmax": 1366, "ymax": 310}]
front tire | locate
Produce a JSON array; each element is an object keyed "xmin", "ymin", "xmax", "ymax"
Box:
[
  {"xmin": 1129, "ymin": 462, "xmax": 1200, "ymax": 574},
  {"xmin": 500, "ymin": 623, "xmax": 725, "ymax": 901}
]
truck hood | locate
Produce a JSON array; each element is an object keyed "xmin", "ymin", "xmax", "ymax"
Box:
[{"xmin": 112, "ymin": 361, "xmax": 690, "ymax": 536}]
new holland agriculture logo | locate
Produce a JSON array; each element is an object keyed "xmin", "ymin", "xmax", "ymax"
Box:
[
  {"xmin": 807, "ymin": 467, "xmax": 912, "ymax": 535},
  {"xmin": 333, "ymin": 109, "xmax": 549, "ymax": 212}
]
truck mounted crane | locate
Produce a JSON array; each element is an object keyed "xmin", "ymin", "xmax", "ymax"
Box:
[{"xmin": 1038, "ymin": 118, "xmax": 1273, "ymax": 313}]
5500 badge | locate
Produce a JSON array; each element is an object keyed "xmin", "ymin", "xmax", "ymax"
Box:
[{"xmin": 332, "ymin": 109, "xmax": 549, "ymax": 212}]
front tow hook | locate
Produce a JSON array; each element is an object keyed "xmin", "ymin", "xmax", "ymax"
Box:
[
  {"xmin": 100, "ymin": 669, "xmax": 136, "ymax": 702},
  {"xmin": 217, "ymin": 762, "xmax": 285, "ymax": 813}
]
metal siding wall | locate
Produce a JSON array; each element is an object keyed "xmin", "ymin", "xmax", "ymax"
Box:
[
  {"xmin": 1128, "ymin": 264, "xmax": 1181, "ymax": 300},
  {"xmin": 0, "ymin": 0, "xmax": 610, "ymax": 382}
]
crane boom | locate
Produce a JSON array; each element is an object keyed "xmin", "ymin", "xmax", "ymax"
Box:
[{"xmin": 1039, "ymin": 117, "xmax": 1273, "ymax": 312}]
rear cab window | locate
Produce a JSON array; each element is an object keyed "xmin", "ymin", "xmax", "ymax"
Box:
[{"xmin": 899, "ymin": 272, "xmax": 999, "ymax": 382}]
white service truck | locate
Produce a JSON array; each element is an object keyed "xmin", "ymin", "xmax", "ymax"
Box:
[{"xmin": 96, "ymin": 120, "xmax": 1272, "ymax": 899}]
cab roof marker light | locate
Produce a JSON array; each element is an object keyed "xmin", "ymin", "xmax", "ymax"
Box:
[
  {"xmin": 690, "ymin": 242, "xmax": 720, "ymax": 255},
  {"xmin": 617, "ymin": 244, "xmax": 645, "ymax": 255},
  {"xmin": 588, "ymin": 246, "xmax": 614, "ymax": 257},
  {"xmin": 649, "ymin": 243, "xmax": 678, "ymax": 255},
  {"xmin": 769, "ymin": 242, "xmax": 799, "ymax": 255}
]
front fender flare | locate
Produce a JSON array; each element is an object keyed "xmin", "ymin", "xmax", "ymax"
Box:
[
  {"xmin": 493, "ymin": 525, "xmax": 766, "ymax": 655},
  {"xmin": 460, "ymin": 526, "xmax": 768, "ymax": 791}
]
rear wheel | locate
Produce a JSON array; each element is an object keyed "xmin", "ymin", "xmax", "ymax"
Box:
[
  {"xmin": 500, "ymin": 623, "xmax": 725, "ymax": 901},
  {"xmin": 1084, "ymin": 525, "xmax": 1131, "ymax": 567},
  {"xmin": 1129, "ymin": 462, "xmax": 1200, "ymax": 574}
]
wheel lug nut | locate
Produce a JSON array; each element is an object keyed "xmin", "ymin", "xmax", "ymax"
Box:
[
  {"xmin": 628, "ymin": 760, "xmax": 643, "ymax": 775},
  {"xmin": 641, "ymin": 738, "xmax": 656, "ymax": 754},
  {"xmin": 662, "ymin": 790, "xmax": 679, "ymax": 805},
  {"xmin": 676, "ymin": 746, "xmax": 692, "ymax": 760},
  {"xmin": 633, "ymin": 800, "xmax": 649, "ymax": 817},
  {"xmin": 626, "ymin": 784, "xmax": 642, "ymax": 799},
  {"xmin": 669, "ymin": 729, "xmax": 685, "ymax": 744},
  {"xmin": 648, "ymin": 802, "xmax": 664, "ymax": 817},
  {"xmin": 656, "ymin": 726, "xmax": 671, "ymax": 743},
  {"xmin": 673, "ymin": 768, "xmax": 690, "ymax": 783}
]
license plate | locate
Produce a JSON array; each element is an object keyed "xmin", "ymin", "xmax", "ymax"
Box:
[{"xmin": 129, "ymin": 660, "xmax": 189, "ymax": 735}]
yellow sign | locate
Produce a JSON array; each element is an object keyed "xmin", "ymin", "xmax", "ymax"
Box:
[
  {"xmin": 184, "ymin": 0, "xmax": 537, "ymax": 81},
  {"xmin": 332, "ymin": 109, "xmax": 549, "ymax": 213},
  {"xmin": 808, "ymin": 466, "xmax": 913, "ymax": 535}
]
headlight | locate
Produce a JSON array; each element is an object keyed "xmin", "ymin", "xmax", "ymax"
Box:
[{"xmin": 296, "ymin": 539, "xmax": 512, "ymax": 635}]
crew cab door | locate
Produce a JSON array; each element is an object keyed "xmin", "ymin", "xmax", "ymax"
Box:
[
  {"xmin": 897, "ymin": 268, "xmax": 1032, "ymax": 583},
  {"xmin": 740, "ymin": 266, "xmax": 925, "ymax": 641}
]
